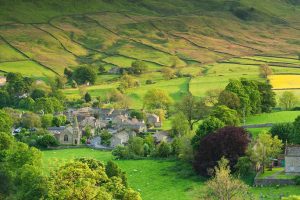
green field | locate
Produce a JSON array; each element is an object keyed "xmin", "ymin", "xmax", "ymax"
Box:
[
  {"xmin": 42, "ymin": 148, "xmax": 300, "ymax": 200},
  {"xmin": 246, "ymin": 111, "xmax": 300, "ymax": 125}
]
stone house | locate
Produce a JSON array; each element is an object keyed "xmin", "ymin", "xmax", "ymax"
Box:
[
  {"xmin": 110, "ymin": 130, "xmax": 136, "ymax": 147},
  {"xmin": 146, "ymin": 113, "xmax": 161, "ymax": 127},
  {"xmin": 285, "ymin": 146, "xmax": 300, "ymax": 173}
]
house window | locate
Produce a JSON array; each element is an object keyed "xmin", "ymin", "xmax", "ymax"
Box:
[{"xmin": 64, "ymin": 135, "xmax": 68, "ymax": 141}]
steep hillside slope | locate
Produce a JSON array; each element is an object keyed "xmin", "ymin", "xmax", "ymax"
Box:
[{"xmin": 0, "ymin": 0, "xmax": 300, "ymax": 104}]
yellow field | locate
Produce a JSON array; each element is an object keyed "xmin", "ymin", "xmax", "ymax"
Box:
[{"xmin": 269, "ymin": 75, "xmax": 300, "ymax": 89}]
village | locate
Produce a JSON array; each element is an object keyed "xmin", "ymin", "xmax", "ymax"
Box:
[{"xmin": 45, "ymin": 107, "xmax": 169, "ymax": 148}]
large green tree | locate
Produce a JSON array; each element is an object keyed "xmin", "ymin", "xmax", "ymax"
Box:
[
  {"xmin": 176, "ymin": 94, "xmax": 209, "ymax": 130},
  {"xmin": 143, "ymin": 89, "xmax": 172, "ymax": 110},
  {"xmin": 211, "ymin": 105, "xmax": 240, "ymax": 126},
  {"xmin": 0, "ymin": 110, "xmax": 13, "ymax": 133},
  {"xmin": 72, "ymin": 66, "xmax": 97, "ymax": 85}
]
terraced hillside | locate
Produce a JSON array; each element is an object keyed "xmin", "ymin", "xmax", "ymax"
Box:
[{"xmin": 1, "ymin": 0, "xmax": 300, "ymax": 105}]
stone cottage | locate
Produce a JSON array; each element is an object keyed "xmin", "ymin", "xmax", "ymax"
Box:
[{"xmin": 285, "ymin": 146, "xmax": 300, "ymax": 173}]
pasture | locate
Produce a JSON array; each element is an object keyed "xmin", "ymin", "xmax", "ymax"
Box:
[{"xmin": 42, "ymin": 148, "xmax": 300, "ymax": 200}]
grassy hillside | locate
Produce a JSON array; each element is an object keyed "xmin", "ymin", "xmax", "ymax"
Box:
[{"xmin": 1, "ymin": 0, "xmax": 300, "ymax": 104}]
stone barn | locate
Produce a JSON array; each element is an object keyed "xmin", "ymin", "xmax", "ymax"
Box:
[{"xmin": 285, "ymin": 146, "xmax": 300, "ymax": 173}]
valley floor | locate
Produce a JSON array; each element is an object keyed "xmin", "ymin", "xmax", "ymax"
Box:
[{"xmin": 42, "ymin": 148, "xmax": 300, "ymax": 200}]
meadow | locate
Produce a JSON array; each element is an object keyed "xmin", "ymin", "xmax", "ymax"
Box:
[{"xmin": 42, "ymin": 148, "xmax": 300, "ymax": 200}]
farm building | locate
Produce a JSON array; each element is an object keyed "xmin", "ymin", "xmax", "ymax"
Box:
[{"xmin": 285, "ymin": 146, "xmax": 300, "ymax": 173}]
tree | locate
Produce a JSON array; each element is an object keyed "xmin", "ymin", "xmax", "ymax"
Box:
[
  {"xmin": 118, "ymin": 74, "xmax": 139, "ymax": 91},
  {"xmin": 123, "ymin": 188, "xmax": 142, "ymax": 200},
  {"xmin": 14, "ymin": 164, "xmax": 49, "ymax": 200},
  {"xmin": 0, "ymin": 110, "xmax": 13, "ymax": 133},
  {"xmin": 64, "ymin": 68, "xmax": 73, "ymax": 78},
  {"xmin": 143, "ymin": 89, "xmax": 172, "ymax": 110},
  {"xmin": 280, "ymin": 91, "xmax": 298, "ymax": 110},
  {"xmin": 171, "ymin": 112, "xmax": 190, "ymax": 137},
  {"xmin": 0, "ymin": 90, "xmax": 10, "ymax": 108},
  {"xmin": 270, "ymin": 123, "xmax": 295, "ymax": 144},
  {"xmin": 128, "ymin": 137, "xmax": 144, "ymax": 157},
  {"xmin": 130, "ymin": 110, "xmax": 145, "ymax": 121},
  {"xmin": 192, "ymin": 116, "xmax": 225, "ymax": 149},
  {"xmin": 235, "ymin": 156, "xmax": 254, "ymax": 178},
  {"xmin": 48, "ymin": 161, "xmax": 112, "ymax": 200},
  {"xmin": 218, "ymin": 90, "xmax": 241, "ymax": 110},
  {"xmin": 260, "ymin": 64, "xmax": 273, "ymax": 78},
  {"xmin": 100, "ymin": 130, "xmax": 112, "ymax": 146},
  {"xmin": 206, "ymin": 157, "xmax": 249, "ymax": 200},
  {"xmin": 249, "ymin": 132, "xmax": 283, "ymax": 173},
  {"xmin": 41, "ymin": 114, "xmax": 54, "ymax": 128},
  {"xmin": 31, "ymin": 89, "xmax": 46, "ymax": 100},
  {"xmin": 211, "ymin": 105, "xmax": 240, "ymax": 126},
  {"xmin": 52, "ymin": 115, "xmax": 67, "ymax": 127},
  {"xmin": 72, "ymin": 66, "xmax": 97, "ymax": 85},
  {"xmin": 194, "ymin": 126, "xmax": 250, "ymax": 177},
  {"xmin": 21, "ymin": 112, "xmax": 41, "ymax": 129},
  {"xmin": 204, "ymin": 89, "xmax": 222, "ymax": 106},
  {"xmin": 131, "ymin": 60, "xmax": 148, "ymax": 75},
  {"xmin": 161, "ymin": 67, "xmax": 175, "ymax": 80},
  {"xmin": 6, "ymin": 73, "xmax": 33, "ymax": 98},
  {"xmin": 37, "ymin": 134, "xmax": 59, "ymax": 148},
  {"xmin": 105, "ymin": 160, "xmax": 127, "ymax": 186},
  {"xmin": 258, "ymin": 81, "xmax": 276, "ymax": 113},
  {"xmin": 225, "ymin": 79, "xmax": 251, "ymax": 115},
  {"xmin": 84, "ymin": 92, "xmax": 92, "ymax": 102},
  {"xmin": 34, "ymin": 97, "xmax": 64, "ymax": 114},
  {"xmin": 98, "ymin": 65, "xmax": 106, "ymax": 74},
  {"xmin": 18, "ymin": 97, "xmax": 35, "ymax": 110},
  {"xmin": 240, "ymin": 79, "xmax": 262, "ymax": 114},
  {"xmin": 176, "ymin": 94, "xmax": 209, "ymax": 130},
  {"xmin": 294, "ymin": 116, "xmax": 300, "ymax": 139}
]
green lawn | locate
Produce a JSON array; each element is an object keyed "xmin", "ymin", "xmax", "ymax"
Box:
[
  {"xmin": 246, "ymin": 111, "xmax": 300, "ymax": 125},
  {"xmin": 42, "ymin": 148, "xmax": 300, "ymax": 200}
]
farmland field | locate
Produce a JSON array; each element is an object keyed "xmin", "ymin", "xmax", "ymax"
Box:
[
  {"xmin": 269, "ymin": 75, "xmax": 300, "ymax": 89},
  {"xmin": 42, "ymin": 148, "xmax": 300, "ymax": 200}
]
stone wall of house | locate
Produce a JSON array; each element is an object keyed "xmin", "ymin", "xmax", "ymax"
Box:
[{"xmin": 285, "ymin": 156, "xmax": 300, "ymax": 173}]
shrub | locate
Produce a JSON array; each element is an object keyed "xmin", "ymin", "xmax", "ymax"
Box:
[
  {"xmin": 100, "ymin": 130, "xmax": 112, "ymax": 146},
  {"xmin": 37, "ymin": 134, "xmax": 59, "ymax": 148},
  {"xmin": 112, "ymin": 145, "xmax": 130, "ymax": 159},
  {"xmin": 157, "ymin": 141, "xmax": 172, "ymax": 158}
]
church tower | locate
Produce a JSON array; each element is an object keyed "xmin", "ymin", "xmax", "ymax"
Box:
[{"xmin": 72, "ymin": 115, "xmax": 81, "ymax": 145}]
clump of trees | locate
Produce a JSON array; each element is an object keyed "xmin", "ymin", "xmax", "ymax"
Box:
[
  {"xmin": 280, "ymin": 91, "xmax": 298, "ymax": 110},
  {"xmin": 0, "ymin": 73, "xmax": 65, "ymax": 113},
  {"xmin": 0, "ymin": 130, "xmax": 140, "ymax": 199}
]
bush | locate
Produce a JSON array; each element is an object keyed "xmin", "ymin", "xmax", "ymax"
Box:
[
  {"xmin": 37, "ymin": 134, "xmax": 59, "ymax": 148},
  {"xmin": 100, "ymin": 130, "xmax": 112, "ymax": 146},
  {"xmin": 294, "ymin": 176, "xmax": 300, "ymax": 185},
  {"xmin": 157, "ymin": 141, "xmax": 172, "ymax": 158},
  {"xmin": 112, "ymin": 145, "xmax": 130, "ymax": 159}
]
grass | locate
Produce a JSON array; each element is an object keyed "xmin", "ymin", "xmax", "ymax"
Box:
[
  {"xmin": 42, "ymin": 148, "xmax": 300, "ymax": 200},
  {"xmin": 126, "ymin": 77, "xmax": 190, "ymax": 109},
  {"xmin": 246, "ymin": 111, "xmax": 300, "ymax": 125},
  {"xmin": 42, "ymin": 148, "xmax": 206, "ymax": 200},
  {"xmin": 247, "ymin": 127, "xmax": 270, "ymax": 138},
  {"xmin": 0, "ymin": 60, "xmax": 56, "ymax": 79},
  {"xmin": 0, "ymin": 40, "xmax": 26, "ymax": 62}
]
